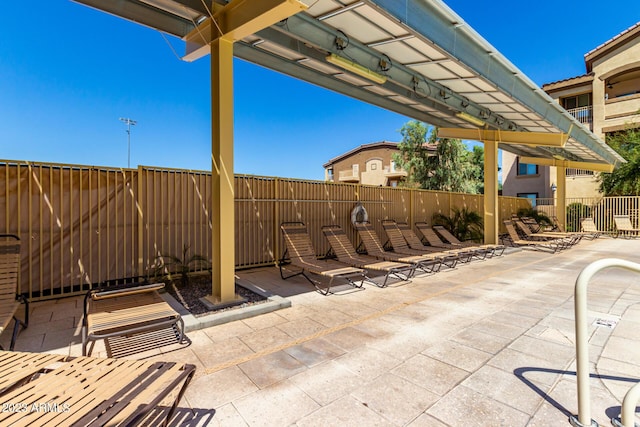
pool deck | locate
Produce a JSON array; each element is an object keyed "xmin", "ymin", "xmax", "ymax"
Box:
[{"xmin": 3, "ymin": 237, "xmax": 640, "ymax": 426}]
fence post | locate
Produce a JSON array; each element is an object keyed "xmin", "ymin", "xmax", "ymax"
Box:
[
  {"xmin": 273, "ymin": 177, "xmax": 280, "ymax": 265},
  {"xmin": 409, "ymin": 187, "xmax": 414, "ymax": 227},
  {"xmin": 137, "ymin": 165, "xmax": 144, "ymax": 279}
]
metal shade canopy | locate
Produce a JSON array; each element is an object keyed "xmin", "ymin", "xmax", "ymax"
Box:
[{"xmin": 74, "ymin": 0, "xmax": 625, "ymax": 168}]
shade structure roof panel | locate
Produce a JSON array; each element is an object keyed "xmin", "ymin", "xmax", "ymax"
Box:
[{"xmin": 73, "ymin": 0, "xmax": 626, "ymax": 168}]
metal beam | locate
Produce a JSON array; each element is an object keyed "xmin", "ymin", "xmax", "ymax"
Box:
[
  {"xmin": 202, "ymin": 0, "xmax": 305, "ymax": 304},
  {"xmin": 234, "ymin": 43, "xmax": 453, "ymax": 127},
  {"xmin": 270, "ymin": 12, "xmax": 522, "ymax": 132},
  {"xmin": 368, "ymin": 0, "xmax": 624, "ymax": 167},
  {"xmin": 208, "ymin": 38, "xmax": 237, "ymax": 304},
  {"xmin": 556, "ymin": 167, "xmax": 566, "ymax": 231},
  {"xmin": 484, "ymin": 140, "xmax": 499, "ymax": 244},
  {"xmin": 437, "ymin": 128, "xmax": 567, "ymax": 147},
  {"xmin": 183, "ymin": 0, "xmax": 307, "ymax": 61},
  {"xmin": 518, "ymin": 156, "xmax": 615, "ymax": 173},
  {"xmin": 73, "ymin": 0, "xmax": 195, "ymax": 37}
]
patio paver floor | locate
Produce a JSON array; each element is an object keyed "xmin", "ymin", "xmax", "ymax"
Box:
[{"xmin": 2, "ymin": 237, "xmax": 640, "ymax": 426}]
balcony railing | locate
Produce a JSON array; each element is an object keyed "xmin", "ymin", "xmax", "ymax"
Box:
[
  {"xmin": 566, "ymin": 168, "xmax": 594, "ymax": 177},
  {"xmin": 383, "ymin": 165, "xmax": 408, "ymax": 177},
  {"xmin": 338, "ymin": 169, "xmax": 359, "ymax": 182},
  {"xmin": 566, "ymin": 106, "xmax": 593, "ymax": 129}
]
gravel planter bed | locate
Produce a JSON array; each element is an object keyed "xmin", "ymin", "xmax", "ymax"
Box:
[{"xmin": 164, "ymin": 273, "xmax": 267, "ymax": 317}]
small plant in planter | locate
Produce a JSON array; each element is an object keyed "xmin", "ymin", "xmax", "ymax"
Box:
[{"xmin": 152, "ymin": 244, "xmax": 211, "ymax": 310}]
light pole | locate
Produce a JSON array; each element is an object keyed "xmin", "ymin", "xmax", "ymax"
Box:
[{"xmin": 119, "ymin": 117, "xmax": 137, "ymax": 168}]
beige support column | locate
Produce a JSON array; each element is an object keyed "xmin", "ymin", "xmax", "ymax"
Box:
[
  {"xmin": 556, "ymin": 166, "xmax": 566, "ymax": 232},
  {"xmin": 484, "ymin": 140, "xmax": 499, "ymax": 244},
  {"xmin": 207, "ymin": 38, "xmax": 239, "ymax": 304}
]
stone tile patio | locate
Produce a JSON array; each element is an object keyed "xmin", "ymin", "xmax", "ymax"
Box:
[{"xmin": 2, "ymin": 237, "xmax": 640, "ymax": 426}]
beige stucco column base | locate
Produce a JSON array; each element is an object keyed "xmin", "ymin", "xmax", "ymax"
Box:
[{"xmin": 201, "ymin": 293, "xmax": 247, "ymax": 311}]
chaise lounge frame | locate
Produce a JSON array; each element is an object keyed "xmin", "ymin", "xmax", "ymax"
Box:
[
  {"xmin": 82, "ymin": 282, "xmax": 185, "ymax": 356},
  {"xmin": 381, "ymin": 220, "xmax": 468, "ymax": 266},
  {"xmin": 354, "ymin": 222, "xmax": 443, "ymax": 274},
  {"xmin": 0, "ymin": 234, "xmax": 28, "ymax": 351},
  {"xmin": 279, "ymin": 222, "xmax": 366, "ymax": 295},
  {"xmin": 322, "ymin": 224, "xmax": 415, "ymax": 287},
  {"xmin": 0, "ymin": 349, "xmax": 195, "ymax": 426},
  {"xmin": 613, "ymin": 215, "xmax": 640, "ymax": 238},
  {"xmin": 427, "ymin": 224, "xmax": 505, "ymax": 257}
]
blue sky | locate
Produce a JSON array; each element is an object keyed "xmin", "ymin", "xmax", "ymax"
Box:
[{"xmin": 1, "ymin": 1, "xmax": 638, "ymax": 180}]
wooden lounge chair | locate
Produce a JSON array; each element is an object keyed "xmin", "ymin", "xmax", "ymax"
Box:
[
  {"xmin": 414, "ymin": 222, "xmax": 502, "ymax": 258},
  {"xmin": 428, "ymin": 224, "xmax": 505, "ymax": 256},
  {"xmin": 0, "ymin": 234, "xmax": 28, "ymax": 351},
  {"xmin": 381, "ymin": 220, "xmax": 469, "ymax": 266},
  {"xmin": 513, "ymin": 218, "xmax": 581, "ymax": 247},
  {"xmin": 353, "ymin": 222, "xmax": 443, "ymax": 273},
  {"xmin": 581, "ymin": 218, "xmax": 603, "ymax": 238},
  {"xmin": 503, "ymin": 220, "xmax": 562, "ymax": 252},
  {"xmin": 322, "ymin": 225, "xmax": 415, "ymax": 287},
  {"xmin": 613, "ymin": 215, "xmax": 640, "ymax": 238},
  {"xmin": 279, "ymin": 222, "xmax": 366, "ymax": 295},
  {"xmin": 0, "ymin": 349, "xmax": 195, "ymax": 426},
  {"xmin": 82, "ymin": 283, "xmax": 185, "ymax": 356}
]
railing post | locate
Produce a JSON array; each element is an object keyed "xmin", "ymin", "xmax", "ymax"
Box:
[
  {"xmin": 612, "ymin": 382, "xmax": 640, "ymax": 427},
  {"xmin": 570, "ymin": 258, "xmax": 640, "ymax": 427}
]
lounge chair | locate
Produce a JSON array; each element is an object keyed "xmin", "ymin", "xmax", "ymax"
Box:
[
  {"xmin": 0, "ymin": 349, "xmax": 195, "ymax": 426},
  {"xmin": 415, "ymin": 222, "xmax": 503, "ymax": 258},
  {"xmin": 0, "ymin": 234, "xmax": 28, "ymax": 351},
  {"xmin": 513, "ymin": 218, "xmax": 581, "ymax": 246},
  {"xmin": 520, "ymin": 216, "xmax": 591, "ymax": 240},
  {"xmin": 503, "ymin": 220, "xmax": 563, "ymax": 252},
  {"xmin": 322, "ymin": 225, "xmax": 415, "ymax": 287},
  {"xmin": 580, "ymin": 218, "xmax": 603, "ymax": 238},
  {"xmin": 429, "ymin": 224, "xmax": 506, "ymax": 256},
  {"xmin": 613, "ymin": 215, "xmax": 640, "ymax": 238},
  {"xmin": 381, "ymin": 220, "xmax": 469, "ymax": 266},
  {"xmin": 353, "ymin": 222, "xmax": 444, "ymax": 273},
  {"xmin": 82, "ymin": 282, "xmax": 185, "ymax": 356},
  {"xmin": 279, "ymin": 222, "xmax": 366, "ymax": 295}
]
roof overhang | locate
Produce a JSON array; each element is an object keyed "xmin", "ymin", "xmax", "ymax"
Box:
[{"xmin": 73, "ymin": 0, "xmax": 627, "ymax": 170}]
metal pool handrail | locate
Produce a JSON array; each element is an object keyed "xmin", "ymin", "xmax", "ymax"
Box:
[{"xmin": 570, "ymin": 258, "xmax": 640, "ymax": 427}]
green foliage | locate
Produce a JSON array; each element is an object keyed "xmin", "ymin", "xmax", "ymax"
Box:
[
  {"xmin": 566, "ymin": 203, "xmax": 591, "ymax": 232},
  {"xmin": 432, "ymin": 207, "xmax": 484, "ymax": 242},
  {"xmin": 516, "ymin": 207, "xmax": 552, "ymax": 226},
  {"xmin": 599, "ymin": 127, "xmax": 640, "ymax": 195},
  {"xmin": 392, "ymin": 121, "xmax": 483, "ymax": 193},
  {"xmin": 153, "ymin": 244, "xmax": 211, "ymax": 288}
]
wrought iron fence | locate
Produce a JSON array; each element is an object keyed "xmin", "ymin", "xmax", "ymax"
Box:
[{"xmin": 534, "ymin": 196, "xmax": 640, "ymax": 233}]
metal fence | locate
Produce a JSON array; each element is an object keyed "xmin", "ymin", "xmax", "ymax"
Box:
[
  {"xmin": 534, "ymin": 196, "xmax": 640, "ymax": 233},
  {"xmin": 1, "ymin": 160, "xmax": 529, "ymax": 300}
]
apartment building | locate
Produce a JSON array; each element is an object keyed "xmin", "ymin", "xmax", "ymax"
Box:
[
  {"xmin": 323, "ymin": 141, "xmax": 412, "ymax": 187},
  {"xmin": 502, "ymin": 22, "xmax": 640, "ymax": 202}
]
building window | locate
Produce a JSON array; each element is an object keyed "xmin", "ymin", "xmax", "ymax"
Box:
[
  {"xmin": 370, "ymin": 163, "xmax": 377, "ymax": 170},
  {"xmin": 517, "ymin": 192, "xmax": 539, "ymax": 207},
  {"xmin": 516, "ymin": 157, "xmax": 538, "ymax": 176},
  {"xmin": 562, "ymin": 93, "xmax": 591, "ymax": 110}
]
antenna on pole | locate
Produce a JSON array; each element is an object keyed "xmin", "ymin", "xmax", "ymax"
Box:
[{"xmin": 119, "ymin": 117, "xmax": 137, "ymax": 168}]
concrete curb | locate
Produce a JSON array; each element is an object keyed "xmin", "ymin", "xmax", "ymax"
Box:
[{"xmin": 161, "ymin": 278, "xmax": 291, "ymax": 333}]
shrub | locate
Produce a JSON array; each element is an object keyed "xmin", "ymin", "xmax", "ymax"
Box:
[
  {"xmin": 432, "ymin": 207, "xmax": 483, "ymax": 242},
  {"xmin": 517, "ymin": 207, "xmax": 552, "ymax": 226},
  {"xmin": 566, "ymin": 203, "xmax": 591, "ymax": 232}
]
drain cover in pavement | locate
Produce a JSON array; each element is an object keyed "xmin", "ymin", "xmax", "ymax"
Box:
[{"xmin": 593, "ymin": 318, "xmax": 619, "ymax": 328}]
